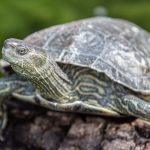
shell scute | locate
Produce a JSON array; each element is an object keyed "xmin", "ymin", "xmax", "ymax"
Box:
[{"xmin": 24, "ymin": 17, "xmax": 150, "ymax": 93}]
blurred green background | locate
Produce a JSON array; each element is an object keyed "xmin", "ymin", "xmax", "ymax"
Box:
[{"xmin": 1, "ymin": 0, "xmax": 150, "ymax": 48}]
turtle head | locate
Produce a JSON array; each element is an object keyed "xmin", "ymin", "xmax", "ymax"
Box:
[
  {"xmin": 2, "ymin": 38, "xmax": 47, "ymax": 78},
  {"xmin": 2, "ymin": 38, "xmax": 72, "ymax": 101}
]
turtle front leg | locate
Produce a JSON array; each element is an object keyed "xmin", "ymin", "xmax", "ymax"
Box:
[
  {"xmin": 0, "ymin": 100, "xmax": 7, "ymax": 129},
  {"xmin": 0, "ymin": 75, "xmax": 31, "ymax": 140},
  {"xmin": 0, "ymin": 99, "xmax": 7, "ymax": 141},
  {"xmin": 111, "ymin": 95, "xmax": 150, "ymax": 121}
]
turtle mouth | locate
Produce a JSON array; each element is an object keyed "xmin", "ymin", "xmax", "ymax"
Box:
[
  {"xmin": 2, "ymin": 47, "xmax": 18, "ymax": 65},
  {"xmin": 2, "ymin": 47, "xmax": 25, "ymax": 75},
  {"xmin": 11, "ymin": 64, "xmax": 23, "ymax": 72}
]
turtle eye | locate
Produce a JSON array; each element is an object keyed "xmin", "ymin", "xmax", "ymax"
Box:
[{"xmin": 16, "ymin": 48, "xmax": 28, "ymax": 55}]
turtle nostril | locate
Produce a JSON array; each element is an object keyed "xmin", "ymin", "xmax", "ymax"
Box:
[
  {"xmin": 3, "ymin": 38, "xmax": 19, "ymax": 49},
  {"xmin": 3, "ymin": 39, "xmax": 9, "ymax": 48},
  {"xmin": 3, "ymin": 39, "xmax": 14, "ymax": 49}
]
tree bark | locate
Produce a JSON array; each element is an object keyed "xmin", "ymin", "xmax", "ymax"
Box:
[{"xmin": 0, "ymin": 99, "xmax": 150, "ymax": 150}]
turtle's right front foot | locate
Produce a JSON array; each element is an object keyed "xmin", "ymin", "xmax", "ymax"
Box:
[{"xmin": 0, "ymin": 103, "xmax": 7, "ymax": 141}]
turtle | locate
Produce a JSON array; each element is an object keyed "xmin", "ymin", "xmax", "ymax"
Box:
[{"xmin": 2, "ymin": 16, "xmax": 150, "ymax": 122}]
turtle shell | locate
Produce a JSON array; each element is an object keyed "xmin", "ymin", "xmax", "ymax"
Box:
[{"xmin": 24, "ymin": 17, "xmax": 150, "ymax": 94}]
